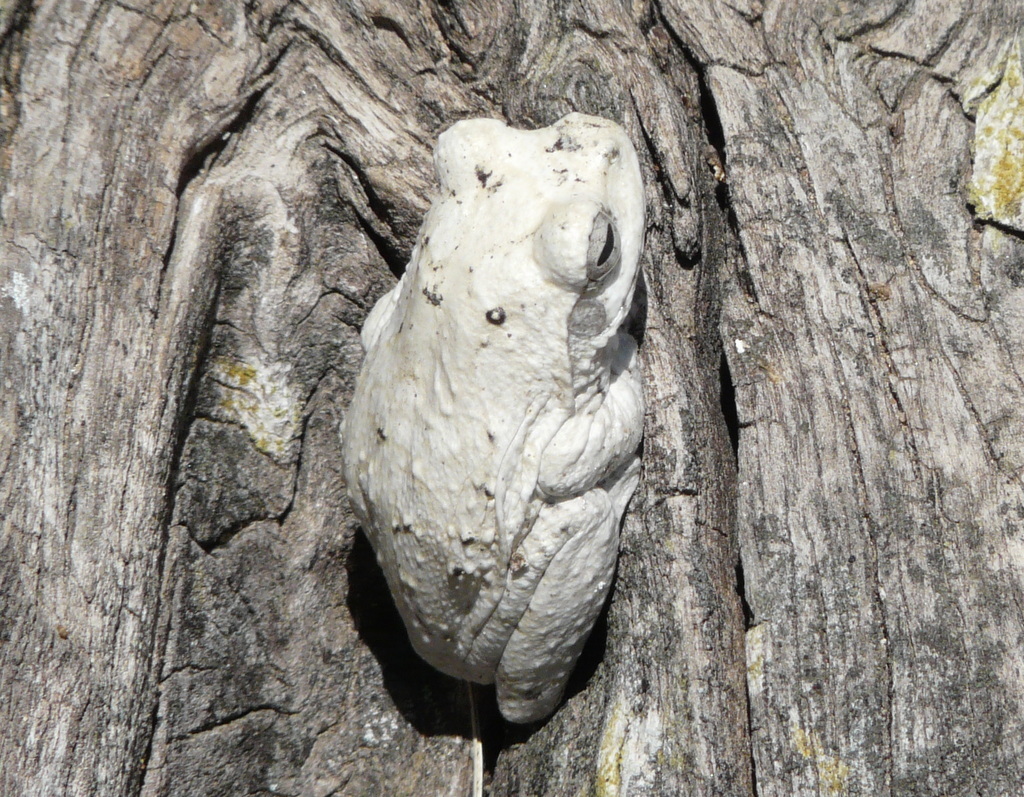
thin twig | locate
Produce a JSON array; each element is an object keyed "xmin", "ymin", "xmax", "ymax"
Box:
[{"xmin": 468, "ymin": 681, "xmax": 483, "ymax": 797}]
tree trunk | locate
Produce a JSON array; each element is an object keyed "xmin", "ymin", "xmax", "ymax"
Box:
[{"xmin": 1, "ymin": 1, "xmax": 1021, "ymax": 795}]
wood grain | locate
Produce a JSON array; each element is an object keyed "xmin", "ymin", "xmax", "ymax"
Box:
[{"xmin": 1, "ymin": 1, "xmax": 1020, "ymax": 795}]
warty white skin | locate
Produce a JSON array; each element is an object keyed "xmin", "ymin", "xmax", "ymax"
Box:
[{"xmin": 341, "ymin": 112, "xmax": 645, "ymax": 723}]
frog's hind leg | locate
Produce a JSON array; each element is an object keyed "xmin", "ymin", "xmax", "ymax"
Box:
[{"xmin": 495, "ymin": 488, "xmax": 619, "ymax": 723}]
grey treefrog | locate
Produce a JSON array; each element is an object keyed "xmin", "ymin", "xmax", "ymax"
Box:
[{"xmin": 341, "ymin": 112, "xmax": 645, "ymax": 722}]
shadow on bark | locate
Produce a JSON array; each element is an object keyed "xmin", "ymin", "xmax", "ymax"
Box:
[
  {"xmin": 345, "ymin": 525, "xmax": 616, "ymax": 759},
  {"xmin": 344, "ymin": 529, "xmax": 477, "ymax": 738}
]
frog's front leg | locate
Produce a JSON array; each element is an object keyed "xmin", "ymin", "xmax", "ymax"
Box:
[
  {"xmin": 538, "ymin": 332, "xmax": 643, "ymax": 498},
  {"xmin": 494, "ymin": 487, "xmax": 619, "ymax": 722}
]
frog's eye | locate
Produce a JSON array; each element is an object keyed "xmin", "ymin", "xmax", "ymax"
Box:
[
  {"xmin": 535, "ymin": 202, "xmax": 621, "ymax": 290},
  {"xmin": 586, "ymin": 211, "xmax": 620, "ymax": 282}
]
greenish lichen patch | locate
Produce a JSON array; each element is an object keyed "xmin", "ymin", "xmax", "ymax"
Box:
[
  {"xmin": 593, "ymin": 693, "xmax": 669, "ymax": 795},
  {"xmin": 967, "ymin": 37, "xmax": 1024, "ymax": 230},
  {"xmin": 209, "ymin": 356, "xmax": 301, "ymax": 463},
  {"xmin": 792, "ymin": 724, "xmax": 851, "ymax": 795},
  {"xmin": 595, "ymin": 697, "xmax": 628, "ymax": 797}
]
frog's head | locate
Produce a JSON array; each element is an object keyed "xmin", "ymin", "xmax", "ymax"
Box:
[
  {"xmin": 529, "ymin": 114, "xmax": 645, "ymax": 348},
  {"xmin": 427, "ymin": 113, "xmax": 644, "ymax": 352}
]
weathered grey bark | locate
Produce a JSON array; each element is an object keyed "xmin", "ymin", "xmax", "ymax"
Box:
[
  {"xmin": 679, "ymin": 3, "xmax": 1024, "ymax": 794},
  {"xmin": 1, "ymin": 1, "xmax": 1021, "ymax": 796}
]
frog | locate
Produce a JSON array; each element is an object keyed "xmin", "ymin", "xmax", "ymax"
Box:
[{"xmin": 341, "ymin": 112, "xmax": 645, "ymax": 723}]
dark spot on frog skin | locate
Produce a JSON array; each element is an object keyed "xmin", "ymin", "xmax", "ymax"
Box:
[
  {"xmin": 546, "ymin": 135, "xmax": 581, "ymax": 153},
  {"xmin": 448, "ymin": 568, "xmax": 480, "ymax": 612},
  {"xmin": 482, "ymin": 486, "xmax": 494, "ymax": 499},
  {"xmin": 510, "ymin": 551, "xmax": 528, "ymax": 576},
  {"xmin": 487, "ymin": 431, "xmax": 495, "ymax": 443},
  {"xmin": 485, "ymin": 307, "xmax": 506, "ymax": 325},
  {"xmin": 393, "ymin": 524, "xmax": 413, "ymax": 534},
  {"xmin": 476, "ymin": 166, "xmax": 492, "ymax": 186},
  {"xmin": 518, "ymin": 683, "xmax": 545, "ymax": 700},
  {"xmin": 376, "ymin": 427, "xmax": 387, "ymax": 441},
  {"xmin": 423, "ymin": 286, "xmax": 443, "ymax": 306}
]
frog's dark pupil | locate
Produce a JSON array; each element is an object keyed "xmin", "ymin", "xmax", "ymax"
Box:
[{"xmin": 597, "ymin": 223, "xmax": 615, "ymax": 265}]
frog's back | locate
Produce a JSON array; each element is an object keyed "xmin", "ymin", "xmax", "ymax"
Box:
[{"xmin": 342, "ymin": 275, "xmax": 576, "ymax": 678}]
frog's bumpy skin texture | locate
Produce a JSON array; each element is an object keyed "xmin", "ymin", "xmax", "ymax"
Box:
[{"xmin": 341, "ymin": 113, "xmax": 645, "ymax": 723}]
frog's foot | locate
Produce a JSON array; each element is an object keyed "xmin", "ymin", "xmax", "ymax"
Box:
[{"xmin": 494, "ymin": 488, "xmax": 619, "ymax": 723}]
